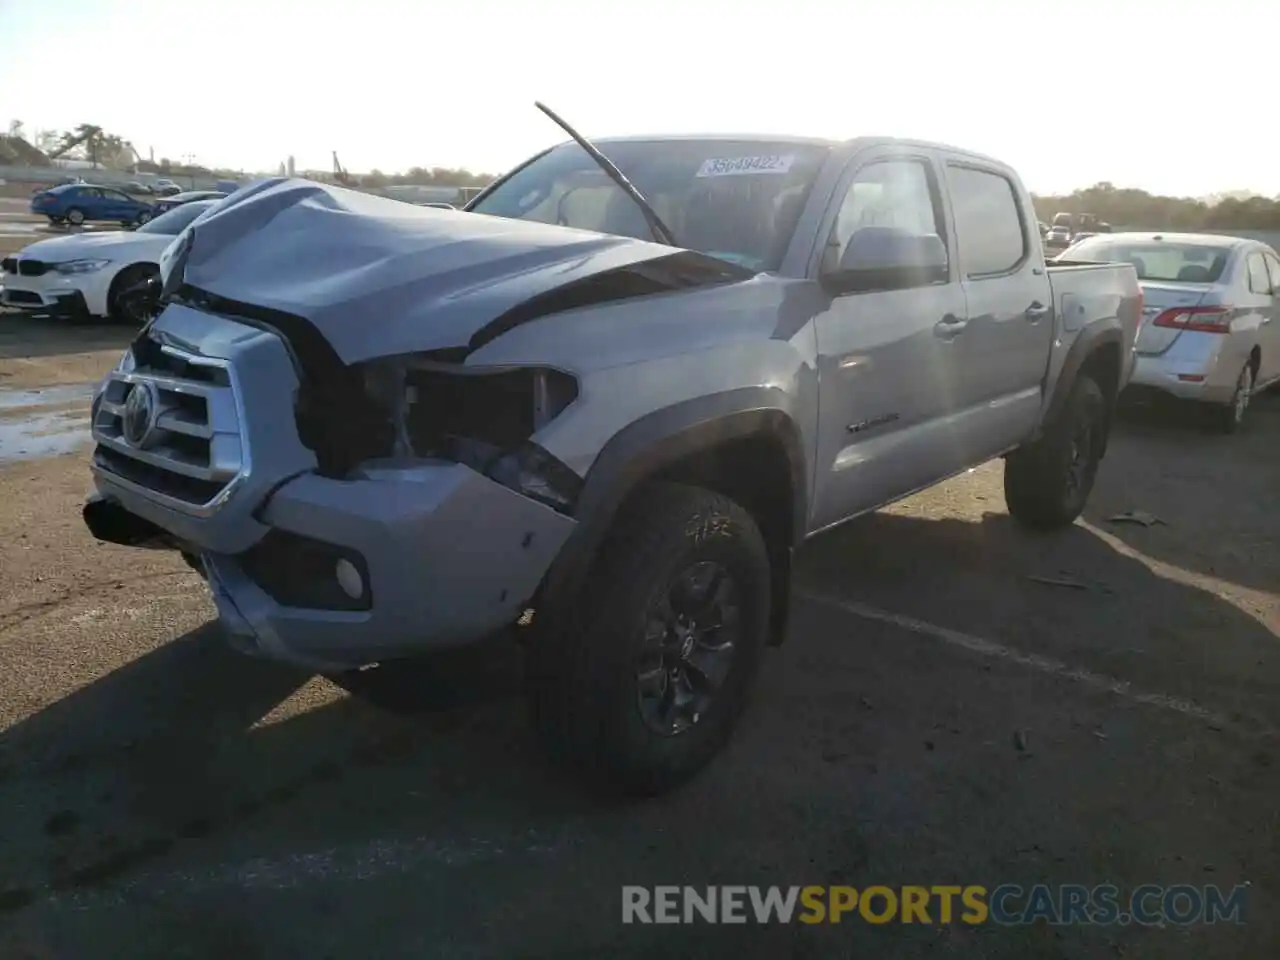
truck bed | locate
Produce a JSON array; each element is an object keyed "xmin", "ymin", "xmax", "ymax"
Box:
[{"xmin": 1042, "ymin": 259, "xmax": 1142, "ymax": 400}]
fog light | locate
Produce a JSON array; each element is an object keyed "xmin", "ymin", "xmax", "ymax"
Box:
[{"xmin": 335, "ymin": 558, "xmax": 365, "ymax": 600}]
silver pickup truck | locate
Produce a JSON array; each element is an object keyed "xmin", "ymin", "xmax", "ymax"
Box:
[{"xmin": 82, "ymin": 127, "xmax": 1142, "ymax": 795}]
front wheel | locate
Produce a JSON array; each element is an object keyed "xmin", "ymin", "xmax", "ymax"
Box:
[
  {"xmin": 65, "ymin": 207, "xmax": 86, "ymax": 226},
  {"xmin": 527, "ymin": 482, "xmax": 771, "ymax": 796},
  {"xmin": 1004, "ymin": 374, "xmax": 1107, "ymax": 531},
  {"xmin": 135, "ymin": 210, "xmax": 152, "ymax": 226},
  {"xmin": 107, "ymin": 263, "xmax": 160, "ymax": 324}
]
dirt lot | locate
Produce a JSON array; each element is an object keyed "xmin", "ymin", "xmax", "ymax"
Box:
[{"xmin": 0, "ymin": 307, "xmax": 1277, "ymax": 958}]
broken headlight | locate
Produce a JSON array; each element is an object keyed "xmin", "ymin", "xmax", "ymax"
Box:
[{"xmin": 357, "ymin": 359, "xmax": 584, "ymax": 514}]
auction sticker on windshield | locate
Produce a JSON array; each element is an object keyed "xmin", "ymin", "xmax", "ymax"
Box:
[{"xmin": 696, "ymin": 155, "xmax": 796, "ymax": 177}]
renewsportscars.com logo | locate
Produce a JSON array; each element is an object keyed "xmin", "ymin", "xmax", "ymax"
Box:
[{"xmin": 622, "ymin": 884, "xmax": 1249, "ymax": 926}]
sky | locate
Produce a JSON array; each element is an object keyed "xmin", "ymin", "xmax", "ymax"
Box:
[{"xmin": 2, "ymin": 0, "xmax": 1276, "ymax": 198}]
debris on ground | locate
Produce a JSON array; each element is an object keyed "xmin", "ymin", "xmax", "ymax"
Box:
[
  {"xmin": 1027, "ymin": 574, "xmax": 1089, "ymax": 591},
  {"xmin": 1107, "ymin": 510, "xmax": 1166, "ymax": 527}
]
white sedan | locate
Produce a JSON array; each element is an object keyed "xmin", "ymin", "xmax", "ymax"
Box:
[{"xmin": 0, "ymin": 199, "xmax": 218, "ymax": 323}]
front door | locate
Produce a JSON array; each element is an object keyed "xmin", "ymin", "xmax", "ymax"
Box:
[
  {"xmin": 102, "ymin": 189, "xmax": 136, "ymax": 221},
  {"xmin": 809, "ymin": 150, "xmax": 970, "ymax": 532}
]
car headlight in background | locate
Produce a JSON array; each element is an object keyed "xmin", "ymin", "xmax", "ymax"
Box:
[{"xmin": 55, "ymin": 259, "xmax": 111, "ymax": 275}]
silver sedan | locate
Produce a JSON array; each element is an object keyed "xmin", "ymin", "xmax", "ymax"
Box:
[{"xmin": 1062, "ymin": 232, "xmax": 1280, "ymax": 432}]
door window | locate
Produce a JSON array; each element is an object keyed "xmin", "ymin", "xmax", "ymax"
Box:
[
  {"xmin": 827, "ymin": 157, "xmax": 946, "ymax": 285},
  {"xmin": 945, "ymin": 165, "xmax": 1028, "ymax": 277}
]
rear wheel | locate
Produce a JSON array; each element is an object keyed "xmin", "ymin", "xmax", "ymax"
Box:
[
  {"xmin": 1005, "ymin": 374, "xmax": 1107, "ymax": 530},
  {"xmin": 1213, "ymin": 362, "xmax": 1254, "ymax": 434},
  {"xmin": 527, "ymin": 482, "xmax": 771, "ymax": 796}
]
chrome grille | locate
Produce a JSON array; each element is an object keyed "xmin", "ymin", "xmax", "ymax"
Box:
[{"xmin": 91, "ymin": 342, "xmax": 247, "ymax": 515}]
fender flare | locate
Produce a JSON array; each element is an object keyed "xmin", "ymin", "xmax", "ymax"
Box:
[
  {"xmin": 538, "ymin": 388, "xmax": 809, "ymax": 643},
  {"xmin": 1040, "ymin": 324, "xmax": 1125, "ymax": 434}
]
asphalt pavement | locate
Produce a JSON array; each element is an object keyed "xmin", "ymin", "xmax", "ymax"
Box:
[{"xmin": 0, "ymin": 323, "xmax": 1276, "ymax": 958}]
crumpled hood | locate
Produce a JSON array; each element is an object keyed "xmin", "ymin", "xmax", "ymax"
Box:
[{"xmin": 171, "ymin": 177, "xmax": 708, "ymax": 363}]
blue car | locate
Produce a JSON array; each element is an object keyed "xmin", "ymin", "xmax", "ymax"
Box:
[{"xmin": 29, "ymin": 183, "xmax": 156, "ymax": 228}]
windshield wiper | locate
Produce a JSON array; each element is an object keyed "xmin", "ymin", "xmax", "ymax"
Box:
[{"xmin": 533, "ymin": 101, "xmax": 677, "ymax": 247}]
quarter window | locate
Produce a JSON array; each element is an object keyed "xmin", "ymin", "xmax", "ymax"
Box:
[
  {"xmin": 946, "ymin": 165, "xmax": 1027, "ymax": 277},
  {"xmin": 1246, "ymin": 253, "xmax": 1270, "ymax": 294},
  {"xmin": 1265, "ymin": 252, "xmax": 1280, "ymax": 293}
]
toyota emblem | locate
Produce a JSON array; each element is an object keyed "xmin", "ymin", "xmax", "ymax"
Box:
[{"xmin": 121, "ymin": 382, "xmax": 158, "ymax": 448}]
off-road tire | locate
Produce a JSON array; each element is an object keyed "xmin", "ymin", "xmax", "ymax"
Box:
[
  {"xmin": 527, "ymin": 482, "xmax": 771, "ymax": 797},
  {"xmin": 1213, "ymin": 362, "xmax": 1254, "ymax": 434},
  {"xmin": 1004, "ymin": 374, "xmax": 1107, "ymax": 531}
]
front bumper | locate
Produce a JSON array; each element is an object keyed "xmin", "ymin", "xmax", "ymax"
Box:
[
  {"xmin": 0, "ymin": 271, "xmax": 107, "ymax": 318},
  {"xmin": 88, "ymin": 461, "xmax": 577, "ymax": 673}
]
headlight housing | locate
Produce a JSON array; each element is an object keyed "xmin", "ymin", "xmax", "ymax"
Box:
[
  {"xmin": 296, "ymin": 358, "xmax": 583, "ymax": 514},
  {"xmin": 55, "ymin": 258, "xmax": 111, "ymax": 275}
]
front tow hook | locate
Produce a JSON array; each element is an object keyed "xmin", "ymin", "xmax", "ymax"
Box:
[{"xmin": 83, "ymin": 493, "xmax": 178, "ymax": 550}]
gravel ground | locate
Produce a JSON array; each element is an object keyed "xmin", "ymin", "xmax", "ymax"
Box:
[{"xmin": 0, "ymin": 319, "xmax": 1277, "ymax": 958}]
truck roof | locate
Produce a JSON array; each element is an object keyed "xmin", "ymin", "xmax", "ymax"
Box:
[{"xmin": 558, "ymin": 133, "xmax": 1012, "ymax": 169}]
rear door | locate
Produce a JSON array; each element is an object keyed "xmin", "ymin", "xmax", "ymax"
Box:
[
  {"xmin": 808, "ymin": 148, "xmax": 969, "ymax": 530},
  {"xmin": 940, "ymin": 159, "xmax": 1055, "ymax": 457}
]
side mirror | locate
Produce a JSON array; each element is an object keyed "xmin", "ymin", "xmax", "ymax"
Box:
[{"xmin": 822, "ymin": 227, "xmax": 948, "ymax": 293}]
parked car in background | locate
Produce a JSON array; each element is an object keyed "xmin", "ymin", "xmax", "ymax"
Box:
[
  {"xmin": 1044, "ymin": 223, "xmax": 1073, "ymax": 255},
  {"xmin": 123, "ymin": 180, "xmax": 155, "ymax": 195},
  {"xmin": 152, "ymin": 189, "xmax": 228, "ymax": 216},
  {"xmin": 153, "ymin": 180, "xmax": 182, "ymax": 197},
  {"xmin": 1063, "ymin": 231, "xmax": 1280, "ymax": 431},
  {"xmin": 29, "ymin": 183, "xmax": 156, "ymax": 227},
  {"xmin": 1, "ymin": 199, "xmax": 218, "ymax": 322},
  {"xmin": 82, "ymin": 133, "xmax": 1141, "ymax": 796}
]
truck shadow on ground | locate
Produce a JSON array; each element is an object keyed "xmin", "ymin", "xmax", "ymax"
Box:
[
  {"xmin": 0, "ymin": 313, "xmax": 136, "ymax": 363},
  {"xmin": 2, "ymin": 505, "xmax": 1277, "ymax": 927},
  {"xmin": 1084, "ymin": 387, "xmax": 1280, "ymax": 595}
]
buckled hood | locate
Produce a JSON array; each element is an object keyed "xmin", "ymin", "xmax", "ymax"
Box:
[{"xmin": 167, "ymin": 178, "xmax": 743, "ymax": 364}]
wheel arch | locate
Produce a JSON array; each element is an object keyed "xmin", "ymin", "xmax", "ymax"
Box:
[
  {"xmin": 538, "ymin": 388, "xmax": 809, "ymax": 647},
  {"xmin": 106, "ymin": 261, "xmax": 161, "ymax": 321},
  {"xmin": 1041, "ymin": 325, "xmax": 1124, "ymax": 458}
]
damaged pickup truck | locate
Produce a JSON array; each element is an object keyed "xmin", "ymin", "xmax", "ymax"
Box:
[{"xmin": 82, "ymin": 114, "xmax": 1142, "ymax": 795}]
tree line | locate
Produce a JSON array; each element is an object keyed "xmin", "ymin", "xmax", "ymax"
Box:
[{"xmin": 1031, "ymin": 181, "xmax": 1280, "ymax": 231}]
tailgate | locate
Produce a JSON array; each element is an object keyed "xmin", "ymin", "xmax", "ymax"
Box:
[{"xmin": 1134, "ymin": 282, "xmax": 1210, "ymax": 356}]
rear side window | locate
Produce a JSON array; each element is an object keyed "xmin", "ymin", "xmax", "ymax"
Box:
[
  {"xmin": 1066, "ymin": 239, "xmax": 1231, "ymax": 283},
  {"xmin": 1246, "ymin": 252, "xmax": 1271, "ymax": 293},
  {"xmin": 946, "ymin": 165, "xmax": 1027, "ymax": 277},
  {"xmin": 1265, "ymin": 252, "xmax": 1280, "ymax": 292}
]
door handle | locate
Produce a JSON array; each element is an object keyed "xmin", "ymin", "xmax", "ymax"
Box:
[
  {"xmin": 934, "ymin": 314, "xmax": 967, "ymax": 338},
  {"xmin": 1026, "ymin": 301, "xmax": 1051, "ymax": 321}
]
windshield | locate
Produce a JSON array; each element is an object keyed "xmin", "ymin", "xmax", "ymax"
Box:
[
  {"xmin": 136, "ymin": 200, "xmax": 216, "ymax": 235},
  {"xmin": 469, "ymin": 139, "xmax": 831, "ymax": 272},
  {"xmin": 1066, "ymin": 238, "xmax": 1231, "ymax": 283}
]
